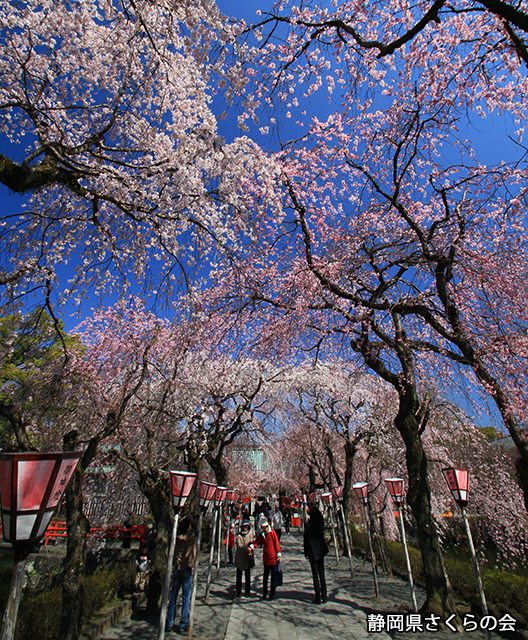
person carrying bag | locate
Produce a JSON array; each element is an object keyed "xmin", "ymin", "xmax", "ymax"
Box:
[
  {"xmin": 249, "ymin": 518, "xmax": 281, "ymax": 600},
  {"xmin": 272, "ymin": 560, "xmax": 283, "ymax": 588}
]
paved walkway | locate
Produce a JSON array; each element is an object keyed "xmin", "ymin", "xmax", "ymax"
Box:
[
  {"xmin": 97, "ymin": 530, "xmax": 501, "ymax": 640},
  {"xmin": 226, "ymin": 534, "xmax": 390, "ymax": 640}
]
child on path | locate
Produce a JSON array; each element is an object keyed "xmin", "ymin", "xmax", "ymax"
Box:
[{"xmin": 226, "ymin": 522, "xmax": 235, "ymax": 566}]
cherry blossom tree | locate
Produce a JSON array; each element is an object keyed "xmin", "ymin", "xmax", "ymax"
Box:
[
  {"xmin": 193, "ymin": 0, "xmax": 528, "ymax": 614},
  {"xmin": 231, "ymin": 0, "xmax": 528, "ymax": 509},
  {"xmin": 278, "ymin": 363, "xmax": 397, "ymax": 518},
  {"xmin": 0, "ymin": 0, "xmax": 275, "ymax": 311}
]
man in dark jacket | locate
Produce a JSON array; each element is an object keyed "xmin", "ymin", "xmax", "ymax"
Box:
[
  {"xmin": 166, "ymin": 514, "xmax": 197, "ymax": 633},
  {"xmin": 304, "ymin": 505, "xmax": 329, "ymax": 604}
]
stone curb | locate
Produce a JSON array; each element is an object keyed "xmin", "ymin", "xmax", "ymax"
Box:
[{"xmin": 80, "ymin": 593, "xmax": 146, "ymax": 640}]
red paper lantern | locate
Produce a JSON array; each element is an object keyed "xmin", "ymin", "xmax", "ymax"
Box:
[
  {"xmin": 321, "ymin": 492, "xmax": 332, "ymax": 505},
  {"xmin": 331, "ymin": 486, "xmax": 343, "ymax": 502},
  {"xmin": 199, "ymin": 481, "xmax": 217, "ymax": 509},
  {"xmin": 385, "ymin": 478, "xmax": 405, "ymax": 505},
  {"xmin": 226, "ymin": 490, "xmax": 235, "ymax": 503},
  {"xmin": 442, "ymin": 467, "xmax": 469, "ymax": 506},
  {"xmin": 353, "ymin": 482, "xmax": 368, "ymax": 503},
  {"xmin": 308, "ymin": 491, "xmax": 318, "ymax": 503},
  {"xmin": 215, "ymin": 486, "xmax": 228, "ymax": 506},
  {"xmin": 0, "ymin": 451, "xmax": 81, "ymax": 544},
  {"xmin": 170, "ymin": 470, "xmax": 197, "ymax": 512}
]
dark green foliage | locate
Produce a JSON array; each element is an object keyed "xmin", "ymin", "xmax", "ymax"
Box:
[
  {"xmin": 351, "ymin": 528, "xmax": 528, "ymax": 621},
  {"xmin": 14, "ymin": 563, "xmax": 136, "ymax": 640}
]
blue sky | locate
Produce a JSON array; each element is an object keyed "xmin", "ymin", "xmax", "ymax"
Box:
[
  {"xmin": 0, "ymin": 0, "xmax": 523, "ymax": 328},
  {"xmin": 0, "ymin": 0, "xmax": 517, "ymax": 434}
]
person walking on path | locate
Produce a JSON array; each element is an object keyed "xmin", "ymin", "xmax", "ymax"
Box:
[
  {"xmin": 304, "ymin": 505, "xmax": 329, "ymax": 604},
  {"xmin": 272, "ymin": 504, "xmax": 284, "ymax": 541},
  {"xmin": 284, "ymin": 505, "xmax": 291, "ymax": 534},
  {"xmin": 234, "ymin": 519, "xmax": 254, "ymax": 597},
  {"xmin": 166, "ymin": 514, "xmax": 197, "ymax": 634},
  {"xmin": 249, "ymin": 519, "xmax": 281, "ymax": 600},
  {"xmin": 226, "ymin": 522, "xmax": 235, "ymax": 566}
]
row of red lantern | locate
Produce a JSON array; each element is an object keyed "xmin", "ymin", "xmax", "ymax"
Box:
[
  {"xmin": 0, "ymin": 456, "xmax": 244, "ymax": 549},
  {"xmin": 307, "ymin": 467, "xmax": 469, "ymax": 509},
  {"xmin": 170, "ymin": 471, "xmax": 243, "ymax": 514}
]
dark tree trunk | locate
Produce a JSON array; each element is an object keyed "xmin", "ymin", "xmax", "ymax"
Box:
[
  {"xmin": 395, "ymin": 389, "xmax": 456, "ymax": 617},
  {"xmin": 341, "ymin": 441, "xmax": 357, "ymax": 551},
  {"xmin": 206, "ymin": 453, "xmax": 229, "ymax": 487},
  {"xmin": 58, "ymin": 431, "xmax": 90, "ymax": 640},
  {"xmin": 342, "ymin": 441, "xmax": 356, "ymax": 523},
  {"xmin": 138, "ymin": 471, "xmax": 173, "ymax": 616},
  {"xmin": 354, "ymin": 321, "xmax": 456, "ymax": 618}
]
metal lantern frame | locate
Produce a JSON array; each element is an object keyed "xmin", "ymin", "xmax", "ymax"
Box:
[
  {"xmin": 384, "ymin": 477, "xmax": 417, "ymax": 613},
  {"xmin": 385, "ymin": 478, "xmax": 405, "ymax": 506},
  {"xmin": 199, "ymin": 480, "xmax": 217, "ymax": 510},
  {"xmin": 352, "ymin": 481, "xmax": 379, "ymax": 598},
  {"xmin": 170, "ymin": 470, "xmax": 198, "ymax": 512},
  {"xmin": 0, "ymin": 451, "xmax": 81, "ymax": 640},
  {"xmin": 442, "ymin": 467, "xmax": 469, "ymax": 507},
  {"xmin": 159, "ymin": 470, "xmax": 198, "ymax": 640},
  {"xmin": 0, "ymin": 451, "xmax": 81, "ymax": 549},
  {"xmin": 214, "ymin": 486, "xmax": 228, "ymax": 507},
  {"xmin": 352, "ymin": 482, "xmax": 368, "ymax": 503},
  {"xmin": 442, "ymin": 467, "xmax": 488, "ymax": 621}
]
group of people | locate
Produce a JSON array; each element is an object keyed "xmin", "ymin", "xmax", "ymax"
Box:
[{"xmin": 164, "ymin": 502, "xmax": 329, "ymax": 633}]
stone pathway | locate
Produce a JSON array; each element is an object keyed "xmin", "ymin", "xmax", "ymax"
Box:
[{"xmin": 97, "ymin": 529, "xmax": 503, "ymax": 640}]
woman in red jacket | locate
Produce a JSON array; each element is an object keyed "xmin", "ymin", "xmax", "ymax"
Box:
[{"xmin": 249, "ymin": 519, "xmax": 281, "ymax": 600}]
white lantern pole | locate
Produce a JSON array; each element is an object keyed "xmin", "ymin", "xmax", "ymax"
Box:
[
  {"xmin": 442, "ymin": 468, "xmax": 488, "ymax": 620},
  {"xmin": 187, "ymin": 481, "xmax": 216, "ymax": 639},
  {"xmin": 385, "ymin": 478, "xmax": 417, "ymax": 613},
  {"xmin": 332, "ymin": 486, "xmax": 354, "ymax": 578},
  {"xmin": 353, "ymin": 482, "xmax": 379, "ymax": 598},
  {"xmin": 158, "ymin": 470, "xmax": 197, "ymax": 640}
]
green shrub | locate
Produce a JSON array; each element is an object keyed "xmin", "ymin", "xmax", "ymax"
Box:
[
  {"xmin": 350, "ymin": 530, "xmax": 528, "ymax": 622},
  {"xmin": 481, "ymin": 568, "xmax": 528, "ymax": 620},
  {"xmin": 16, "ymin": 588, "xmax": 62, "ymax": 640},
  {"xmin": 14, "ymin": 563, "xmax": 136, "ymax": 640}
]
